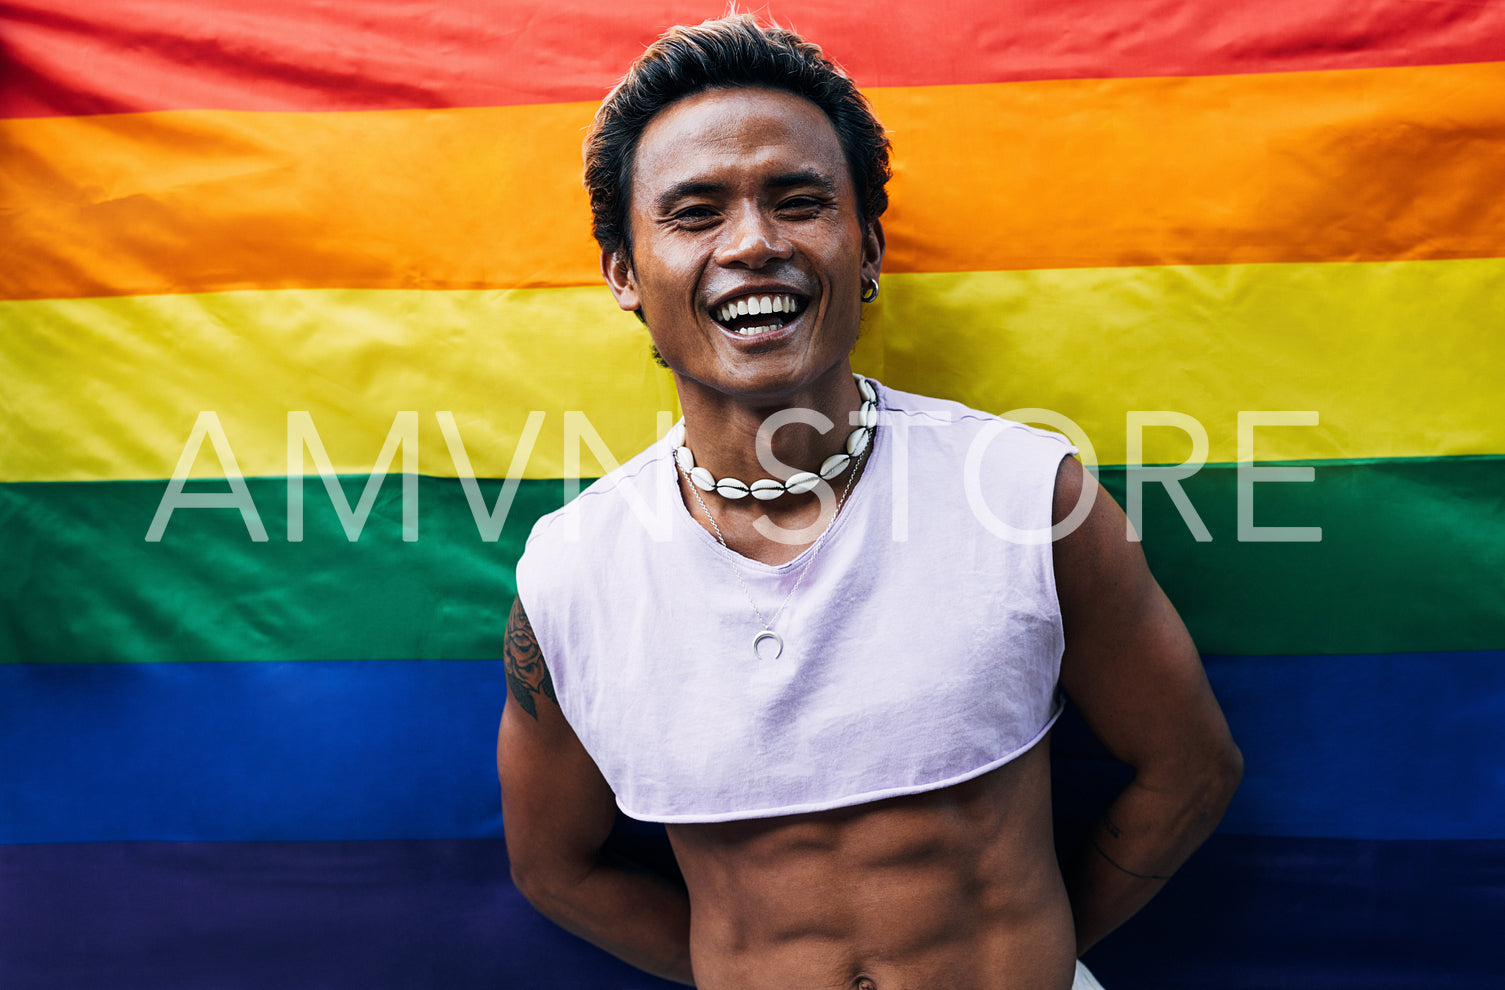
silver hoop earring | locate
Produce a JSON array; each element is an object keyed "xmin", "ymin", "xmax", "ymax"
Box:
[{"xmin": 861, "ymin": 278, "xmax": 879, "ymax": 303}]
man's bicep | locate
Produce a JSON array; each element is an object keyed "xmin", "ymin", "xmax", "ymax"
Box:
[
  {"xmin": 1051, "ymin": 457, "xmax": 1235, "ymax": 775},
  {"xmin": 498, "ymin": 597, "xmax": 617, "ymax": 885}
]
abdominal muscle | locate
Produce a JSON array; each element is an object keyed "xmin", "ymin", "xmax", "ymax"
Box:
[{"xmin": 664, "ymin": 739, "xmax": 1076, "ymax": 990}]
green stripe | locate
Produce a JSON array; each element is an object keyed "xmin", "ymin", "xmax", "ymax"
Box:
[
  {"xmin": 3, "ymin": 456, "xmax": 1501, "ymax": 662},
  {"xmin": 0, "ymin": 476, "xmax": 557, "ymax": 664},
  {"xmin": 1102, "ymin": 455, "xmax": 1505, "ymax": 655}
]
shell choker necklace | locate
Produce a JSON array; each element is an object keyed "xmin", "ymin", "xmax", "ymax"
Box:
[{"xmin": 667, "ymin": 374, "xmax": 877, "ymax": 500}]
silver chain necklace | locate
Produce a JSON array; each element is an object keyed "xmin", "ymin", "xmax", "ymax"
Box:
[{"xmin": 680, "ymin": 427, "xmax": 870, "ymax": 661}]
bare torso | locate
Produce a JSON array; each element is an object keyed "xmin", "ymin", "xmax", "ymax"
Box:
[{"xmin": 665, "ymin": 739, "xmax": 1076, "ymax": 990}]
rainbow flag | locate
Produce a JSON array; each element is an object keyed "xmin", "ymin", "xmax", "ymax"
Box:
[{"xmin": 2, "ymin": 2, "xmax": 1501, "ymax": 986}]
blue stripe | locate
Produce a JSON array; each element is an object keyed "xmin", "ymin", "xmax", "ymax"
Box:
[
  {"xmin": 3, "ymin": 652, "xmax": 1502, "ymax": 844},
  {"xmin": 1206, "ymin": 650, "xmax": 1505, "ymax": 840},
  {"xmin": 0, "ymin": 660, "xmax": 509, "ymax": 843},
  {"xmin": 0, "ymin": 835, "xmax": 1498, "ymax": 990},
  {"xmin": 1054, "ymin": 649, "xmax": 1505, "ymax": 841}
]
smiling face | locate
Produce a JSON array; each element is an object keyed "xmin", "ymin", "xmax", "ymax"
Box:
[{"xmin": 602, "ymin": 87, "xmax": 884, "ymax": 404}]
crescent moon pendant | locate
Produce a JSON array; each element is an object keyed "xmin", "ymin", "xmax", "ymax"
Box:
[{"xmin": 752, "ymin": 629, "xmax": 783, "ymax": 660}]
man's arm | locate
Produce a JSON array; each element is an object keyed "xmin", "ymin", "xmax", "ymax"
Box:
[
  {"xmin": 1051, "ymin": 456, "xmax": 1243, "ymax": 953},
  {"xmin": 497, "ymin": 597, "xmax": 695, "ymax": 984}
]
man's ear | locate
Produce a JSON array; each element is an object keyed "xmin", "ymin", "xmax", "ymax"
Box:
[
  {"xmin": 601, "ymin": 246, "xmax": 642, "ymax": 313},
  {"xmin": 861, "ymin": 218, "xmax": 886, "ymax": 288}
]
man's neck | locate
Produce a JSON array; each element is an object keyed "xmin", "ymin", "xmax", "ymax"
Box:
[{"xmin": 672, "ymin": 362, "xmax": 864, "ymax": 484}]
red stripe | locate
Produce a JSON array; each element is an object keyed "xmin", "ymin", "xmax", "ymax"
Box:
[{"xmin": 3, "ymin": 0, "xmax": 1504, "ymax": 118}]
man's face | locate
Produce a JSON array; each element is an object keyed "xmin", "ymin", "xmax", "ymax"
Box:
[{"xmin": 603, "ymin": 86, "xmax": 883, "ymax": 401}]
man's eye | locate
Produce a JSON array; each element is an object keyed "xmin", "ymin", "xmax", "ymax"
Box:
[
  {"xmin": 780, "ymin": 197, "xmax": 825, "ymax": 217},
  {"xmin": 671, "ymin": 207, "xmax": 718, "ymax": 225}
]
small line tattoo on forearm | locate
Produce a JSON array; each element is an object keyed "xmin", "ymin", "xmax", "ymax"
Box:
[{"xmin": 1090, "ymin": 834, "xmax": 1174, "ymax": 881}]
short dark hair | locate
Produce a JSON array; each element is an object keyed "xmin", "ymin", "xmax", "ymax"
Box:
[{"xmin": 583, "ymin": 14, "xmax": 891, "ymax": 256}]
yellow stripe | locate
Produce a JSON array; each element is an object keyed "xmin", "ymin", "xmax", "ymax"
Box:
[
  {"xmin": 4, "ymin": 61, "xmax": 1503, "ymax": 301},
  {"xmin": 1, "ymin": 287, "xmax": 678, "ymax": 481},
  {"xmin": 872, "ymin": 260, "xmax": 1505, "ymax": 465},
  {"xmin": 3, "ymin": 258, "xmax": 1501, "ymax": 481}
]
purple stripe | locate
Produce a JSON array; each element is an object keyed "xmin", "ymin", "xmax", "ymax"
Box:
[
  {"xmin": 1088, "ymin": 834, "xmax": 1505, "ymax": 989},
  {"xmin": 0, "ymin": 838, "xmax": 675, "ymax": 990},
  {"xmin": 1, "ymin": 835, "xmax": 1499, "ymax": 989}
]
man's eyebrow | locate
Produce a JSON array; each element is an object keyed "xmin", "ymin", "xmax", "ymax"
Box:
[
  {"xmin": 654, "ymin": 180, "xmax": 727, "ymax": 213},
  {"xmin": 652, "ymin": 169, "xmax": 839, "ymax": 212},
  {"xmin": 766, "ymin": 169, "xmax": 837, "ymax": 194}
]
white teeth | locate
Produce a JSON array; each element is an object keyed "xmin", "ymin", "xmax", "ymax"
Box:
[
  {"xmin": 737, "ymin": 324, "xmax": 778, "ymax": 335},
  {"xmin": 715, "ymin": 294, "xmax": 802, "ymax": 325}
]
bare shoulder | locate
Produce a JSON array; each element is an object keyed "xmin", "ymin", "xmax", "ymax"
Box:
[
  {"xmin": 496, "ymin": 595, "xmax": 601, "ymax": 790},
  {"xmin": 497, "ymin": 596, "xmax": 618, "ymax": 887},
  {"xmin": 1050, "ymin": 453, "xmax": 1151, "ymax": 614},
  {"xmin": 1048, "ymin": 450, "xmax": 1186, "ymax": 672},
  {"xmin": 503, "ymin": 597, "xmax": 558, "ymax": 721},
  {"xmin": 1048, "ymin": 455, "xmax": 1235, "ymax": 771}
]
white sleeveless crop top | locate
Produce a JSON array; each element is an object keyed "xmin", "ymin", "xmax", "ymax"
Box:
[{"xmin": 514, "ymin": 382, "xmax": 1077, "ymax": 823}]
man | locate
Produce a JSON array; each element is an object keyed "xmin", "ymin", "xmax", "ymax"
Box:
[{"xmin": 498, "ymin": 16, "xmax": 1242, "ymax": 989}]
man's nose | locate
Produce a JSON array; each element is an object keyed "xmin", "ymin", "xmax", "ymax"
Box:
[{"xmin": 714, "ymin": 206, "xmax": 793, "ymax": 269}]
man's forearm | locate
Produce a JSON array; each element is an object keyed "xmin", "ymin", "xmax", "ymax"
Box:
[
  {"xmin": 1065, "ymin": 750, "xmax": 1242, "ymax": 953},
  {"xmin": 517, "ymin": 855, "xmax": 695, "ymax": 985}
]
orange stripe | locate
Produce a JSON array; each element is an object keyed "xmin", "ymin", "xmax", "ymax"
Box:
[
  {"xmin": 875, "ymin": 62, "xmax": 1505, "ymax": 273},
  {"xmin": 0, "ymin": 103, "xmax": 602, "ymax": 299},
  {"xmin": 3, "ymin": 61, "xmax": 1502, "ymax": 301}
]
